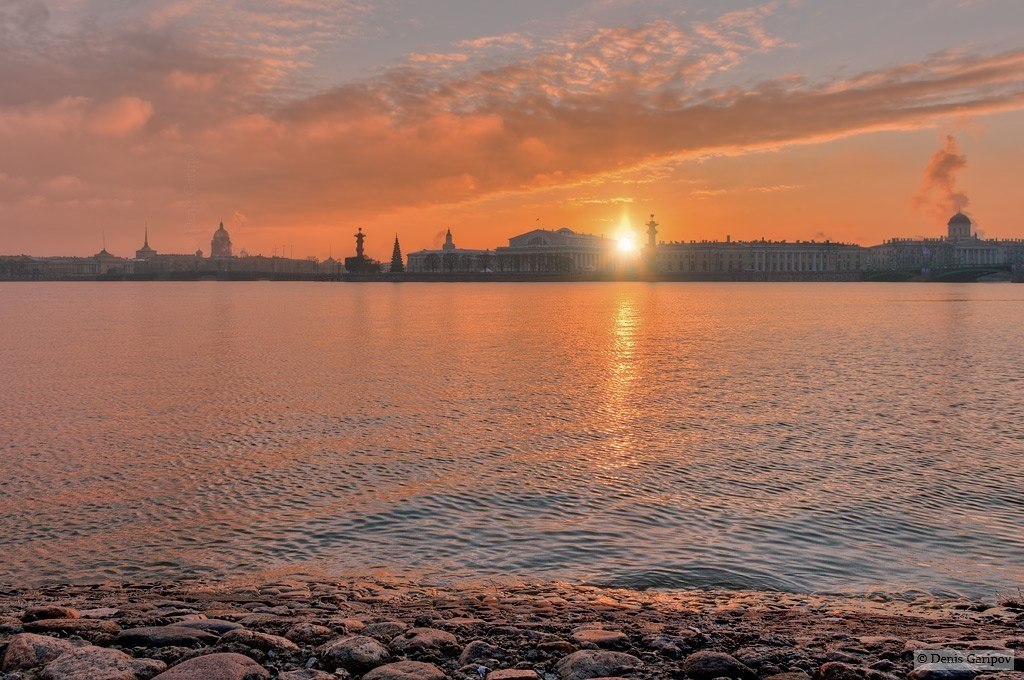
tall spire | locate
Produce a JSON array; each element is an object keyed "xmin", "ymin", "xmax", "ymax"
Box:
[
  {"xmin": 390, "ymin": 234, "xmax": 405, "ymax": 273},
  {"xmin": 144, "ymin": 222, "xmax": 149, "ymax": 247}
]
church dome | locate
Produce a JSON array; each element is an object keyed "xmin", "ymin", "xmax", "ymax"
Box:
[{"xmin": 948, "ymin": 212, "xmax": 971, "ymax": 227}]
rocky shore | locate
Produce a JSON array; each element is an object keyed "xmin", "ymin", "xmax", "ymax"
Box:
[{"xmin": 0, "ymin": 578, "xmax": 1020, "ymax": 680}]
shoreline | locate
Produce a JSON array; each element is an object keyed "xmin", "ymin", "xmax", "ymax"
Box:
[{"xmin": 1, "ymin": 577, "xmax": 1020, "ymax": 679}]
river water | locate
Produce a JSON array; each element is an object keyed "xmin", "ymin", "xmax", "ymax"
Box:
[{"xmin": 1, "ymin": 282, "xmax": 1021, "ymax": 598}]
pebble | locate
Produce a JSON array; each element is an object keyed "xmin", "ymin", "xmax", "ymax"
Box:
[
  {"xmin": 286, "ymin": 622, "xmax": 338, "ymax": 646},
  {"xmin": 23, "ymin": 606, "xmax": 80, "ymax": 622},
  {"xmin": 114, "ymin": 625, "xmax": 220, "ymax": 648},
  {"xmin": 684, "ymin": 651, "xmax": 758, "ymax": 680},
  {"xmin": 176, "ymin": 619, "xmax": 245, "ymax": 634},
  {"xmin": 364, "ymin": 621, "xmax": 410, "ymax": 641},
  {"xmin": 362, "ymin": 660, "xmax": 448, "ymax": 679},
  {"xmin": 569, "ymin": 627, "xmax": 627, "ymax": 649},
  {"xmin": 152, "ymin": 652, "xmax": 271, "ymax": 679},
  {"xmin": 39, "ymin": 645, "xmax": 137, "ymax": 680},
  {"xmin": 390, "ymin": 627, "xmax": 461, "ymax": 656},
  {"xmin": 909, "ymin": 664, "xmax": 981, "ymax": 680},
  {"xmin": 278, "ymin": 670, "xmax": 345, "ymax": 680},
  {"xmin": 555, "ymin": 650, "xmax": 644, "ymax": 680},
  {"xmin": 1, "ymin": 632, "xmax": 76, "ymax": 671},
  {"xmin": 24, "ymin": 618, "xmax": 121, "ymax": 637},
  {"xmin": 219, "ymin": 628, "xmax": 300, "ymax": 653},
  {"xmin": 317, "ymin": 635, "xmax": 393, "ymax": 673}
]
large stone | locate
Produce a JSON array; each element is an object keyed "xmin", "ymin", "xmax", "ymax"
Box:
[
  {"xmin": 556, "ymin": 650, "xmax": 644, "ymax": 680},
  {"xmin": 460, "ymin": 639, "xmax": 507, "ymax": 665},
  {"xmin": 684, "ymin": 651, "xmax": 757, "ymax": 680},
  {"xmin": 115, "ymin": 625, "xmax": 219, "ymax": 648},
  {"xmin": 317, "ymin": 635, "xmax": 392, "ymax": 673},
  {"xmin": 766, "ymin": 673, "xmax": 812, "ymax": 680},
  {"xmin": 285, "ymin": 622, "xmax": 337, "ymax": 646},
  {"xmin": 570, "ymin": 627, "xmax": 628, "ymax": 649},
  {"xmin": 363, "ymin": 621, "xmax": 409, "ymax": 642},
  {"xmin": 219, "ymin": 629, "xmax": 299, "ymax": 654},
  {"xmin": 152, "ymin": 653, "xmax": 270, "ymax": 680},
  {"xmin": 487, "ymin": 671, "xmax": 540, "ymax": 679},
  {"xmin": 40, "ymin": 645, "xmax": 136, "ymax": 680},
  {"xmin": 362, "ymin": 660, "xmax": 447, "ymax": 680},
  {"xmin": 176, "ymin": 619, "xmax": 244, "ymax": 635},
  {"xmin": 390, "ymin": 627, "xmax": 461, "ymax": 656},
  {"xmin": 278, "ymin": 670, "xmax": 344, "ymax": 680},
  {"xmin": 817, "ymin": 662, "xmax": 901, "ymax": 680},
  {"xmin": 23, "ymin": 606, "xmax": 80, "ymax": 622},
  {"xmin": 131, "ymin": 658, "xmax": 169, "ymax": 679},
  {"xmin": 2, "ymin": 633, "xmax": 76, "ymax": 671},
  {"xmin": 23, "ymin": 618, "xmax": 121, "ymax": 637},
  {"xmin": 909, "ymin": 664, "xmax": 980, "ymax": 680}
]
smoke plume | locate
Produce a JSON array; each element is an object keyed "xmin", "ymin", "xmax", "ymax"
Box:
[{"xmin": 913, "ymin": 135, "xmax": 970, "ymax": 219}]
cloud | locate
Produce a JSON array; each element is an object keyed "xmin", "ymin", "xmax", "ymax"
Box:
[
  {"xmin": 2, "ymin": 2, "xmax": 1024, "ymax": 252},
  {"xmin": 0, "ymin": 96, "xmax": 153, "ymax": 138},
  {"xmin": 913, "ymin": 134, "xmax": 970, "ymax": 218}
]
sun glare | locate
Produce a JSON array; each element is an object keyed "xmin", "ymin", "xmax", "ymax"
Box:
[{"xmin": 617, "ymin": 233, "xmax": 638, "ymax": 253}]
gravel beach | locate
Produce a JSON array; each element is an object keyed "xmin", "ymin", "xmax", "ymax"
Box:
[{"xmin": 0, "ymin": 578, "xmax": 1021, "ymax": 680}]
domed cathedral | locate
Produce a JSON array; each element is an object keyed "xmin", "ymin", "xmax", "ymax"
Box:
[
  {"xmin": 211, "ymin": 221, "xmax": 233, "ymax": 258},
  {"xmin": 947, "ymin": 211, "xmax": 973, "ymax": 240}
]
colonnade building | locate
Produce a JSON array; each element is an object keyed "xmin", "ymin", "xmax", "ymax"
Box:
[
  {"xmin": 658, "ymin": 237, "xmax": 865, "ymax": 278},
  {"xmin": 493, "ymin": 227, "xmax": 617, "ymax": 273}
]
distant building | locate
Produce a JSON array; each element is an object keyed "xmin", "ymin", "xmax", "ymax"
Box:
[
  {"xmin": 406, "ymin": 229, "xmax": 492, "ymax": 273},
  {"xmin": 868, "ymin": 212, "xmax": 1024, "ymax": 273},
  {"xmin": 494, "ymin": 227, "xmax": 616, "ymax": 273},
  {"xmin": 135, "ymin": 227, "xmax": 157, "ymax": 260},
  {"xmin": 211, "ymin": 222, "xmax": 233, "ymax": 258},
  {"xmin": 658, "ymin": 237, "xmax": 866, "ymax": 278},
  {"xmin": 0, "ymin": 248, "xmax": 134, "ymax": 279},
  {"xmin": 319, "ymin": 256, "xmax": 344, "ymax": 277}
]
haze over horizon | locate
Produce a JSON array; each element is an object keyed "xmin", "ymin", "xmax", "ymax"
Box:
[{"xmin": 2, "ymin": 0, "xmax": 1024, "ymax": 259}]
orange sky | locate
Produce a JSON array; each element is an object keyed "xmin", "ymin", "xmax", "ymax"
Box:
[{"xmin": 2, "ymin": 1, "xmax": 1024, "ymax": 260}]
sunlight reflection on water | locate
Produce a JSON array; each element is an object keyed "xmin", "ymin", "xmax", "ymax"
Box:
[{"xmin": 0, "ymin": 281, "xmax": 1022, "ymax": 598}]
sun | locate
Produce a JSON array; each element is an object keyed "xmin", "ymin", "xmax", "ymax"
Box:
[{"xmin": 617, "ymin": 232, "xmax": 638, "ymax": 253}]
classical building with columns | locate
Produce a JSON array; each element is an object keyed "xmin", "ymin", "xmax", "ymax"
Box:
[
  {"xmin": 868, "ymin": 212, "xmax": 1024, "ymax": 273},
  {"xmin": 657, "ymin": 237, "xmax": 866, "ymax": 278},
  {"xmin": 494, "ymin": 227, "xmax": 617, "ymax": 273}
]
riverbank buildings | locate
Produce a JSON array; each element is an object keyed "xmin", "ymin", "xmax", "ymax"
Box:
[{"xmin": 406, "ymin": 229, "xmax": 492, "ymax": 273}]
